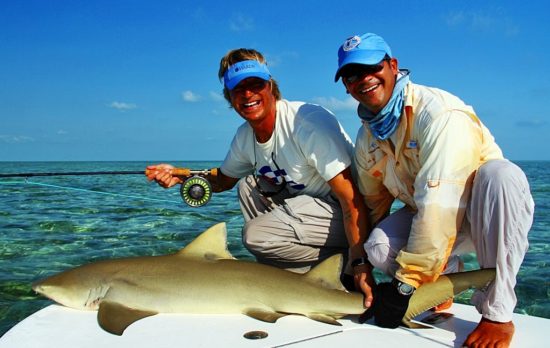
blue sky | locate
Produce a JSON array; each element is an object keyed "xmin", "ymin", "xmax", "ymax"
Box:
[{"xmin": 1, "ymin": 0, "xmax": 549, "ymax": 161}]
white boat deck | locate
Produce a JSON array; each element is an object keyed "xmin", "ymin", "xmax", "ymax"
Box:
[{"xmin": 1, "ymin": 303, "xmax": 547, "ymax": 347}]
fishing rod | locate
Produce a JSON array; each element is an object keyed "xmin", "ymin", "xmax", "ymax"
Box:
[
  {"xmin": 0, "ymin": 171, "xmax": 145, "ymax": 177},
  {"xmin": 0, "ymin": 168, "xmax": 217, "ymax": 207}
]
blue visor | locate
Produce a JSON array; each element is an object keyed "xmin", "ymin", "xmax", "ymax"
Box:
[
  {"xmin": 334, "ymin": 33, "xmax": 392, "ymax": 82},
  {"xmin": 223, "ymin": 60, "xmax": 271, "ymax": 90}
]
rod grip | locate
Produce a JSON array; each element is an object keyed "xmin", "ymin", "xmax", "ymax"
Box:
[
  {"xmin": 171, "ymin": 168, "xmax": 192, "ymax": 177},
  {"xmin": 173, "ymin": 168, "xmax": 217, "ymax": 177},
  {"xmin": 145, "ymin": 167, "xmax": 216, "ymax": 178}
]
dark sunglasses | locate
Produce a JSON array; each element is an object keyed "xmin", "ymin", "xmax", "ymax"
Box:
[
  {"xmin": 253, "ymin": 152, "xmax": 287, "ymax": 197},
  {"xmin": 342, "ymin": 59, "xmax": 390, "ymax": 84},
  {"xmin": 231, "ymin": 79, "xmax": 269, "ymax": 95}
]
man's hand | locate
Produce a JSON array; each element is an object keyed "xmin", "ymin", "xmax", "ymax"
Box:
[
  {"xmin": 360, "ymin": 279, "xmax": 413, "ymax": 328},
  {"xmin": 353, "ymin": 263, "xmax": 375, "ymax": 308},
  {"xmin": 146, "ymin": 164, "xmax": 183, "ymax": 188}
]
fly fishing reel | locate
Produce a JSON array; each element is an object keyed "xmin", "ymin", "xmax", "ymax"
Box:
[
  {"xmin": 180, "ymin": 176, "xmax": 212, "ymax": 207},
  {"xmin": 174, "ymin": 168, "xmax": 217, "ymax": 207}
]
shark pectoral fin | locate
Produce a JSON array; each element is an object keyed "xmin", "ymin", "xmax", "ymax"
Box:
[
  {"xmin": 303, "ymin": 254, "xmax": 346, "ymax": 291},
  {"xmin": 98, "ymin": 301, "xmax": 158, "ymax": 336},
  {"xmin": 306, "ymin": 313, "xmax": 342, "ymax": 326},
  {"xmin": 244, "ymin": 309, "xmax": 288, "ymax": 323},
  {"xmin": 176, "ymin": 222, "xmax": 234, "ymax": 261}
]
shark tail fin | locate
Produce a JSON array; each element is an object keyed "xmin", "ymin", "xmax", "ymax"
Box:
[
  {"xmin": 303, "ymin": 254, "xmax": 346, "ymax": 291},
  {"xmin": 402, "ymin": 268, "xmax": 496, "ymax": 328}
]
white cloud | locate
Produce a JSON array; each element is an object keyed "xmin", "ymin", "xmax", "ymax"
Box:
[
  {"xmin": 109, "ymin": 101, "xmax": 137, "ymax": 111},
  {"xmin": 445, "ymin": 11, "xmax": 465, "ymax": 27},
  {"xmin": 182, "ymin": 90, "xmax": 201, "ymax": 102},
  {"xmin": 311, "ymin": 96, "xmax": 358, "ymax": 111},
  {"xmin": 444, "ymin": 9, "xmax": 519, "ymax": 37},
  {"xmin": 264, "ymin": 51, "xmax": 299, "ymax": 68},
  {"xmin": 209, "ymin": 91, "xmax": 225, "ymax": 102},
  {"xmin": 57, "ymin": 129, "xmax": 67, "ymax": 135},
  {"xmin": 229, "ymin": 13, "xmax": 254, "ymax": 32},
  {"xmin": 470, "ymin": 12, "xmax": 496, "ymax": 32},
  {"xmin": 0, "ymin": 135, "xmax": 35, "ymax": 143},
  {"xmin": 516, "ymin": 120, "xmax": 547, "ymax": 128}
]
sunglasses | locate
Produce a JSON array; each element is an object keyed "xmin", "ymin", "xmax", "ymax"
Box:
[
  {"xmin": 342, "ymin": 59, "xmax": 389, "ymax": 84},
  {"xmin": 230, "ymin": 79, "xmax": 269, "ymax": 95},
  {"xmin": 253, "ymin": 151, "xmax": 287, "ymax": 197}
]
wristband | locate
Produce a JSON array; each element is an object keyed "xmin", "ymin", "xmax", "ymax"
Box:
[{"xmin": 351, "ymin": 257, "xmax": 371, "ymax": 268}]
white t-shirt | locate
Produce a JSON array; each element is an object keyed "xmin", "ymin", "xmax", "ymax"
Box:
[{"xmin": 221, "ymin": 99, "xmax": 353, "ymax": 198}]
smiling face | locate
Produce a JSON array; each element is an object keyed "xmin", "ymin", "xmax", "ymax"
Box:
[
  {"xmin": 218, "ymin": 49, "xmax": 282, "ymax": 106},
  {"xmin": 343, "ymin": 58, "xmax": 399, "ymax": 114},
  {"xmin": 229, "ymin": 77, "xmax": 277, "ymax": 125}
]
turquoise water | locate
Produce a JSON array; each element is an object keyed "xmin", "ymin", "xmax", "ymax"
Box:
[{"xmin": 0, "ymin": 160, "xmax": 548, "ymax": 336}]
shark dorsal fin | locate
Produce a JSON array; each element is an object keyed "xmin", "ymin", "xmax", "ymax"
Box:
[
  {"xmin": 303, "ymin": 254, "xmax": 346, "ymax": 291},
  {"xmin": 177, "ymin": 222, "xmax": 234, "ymax": 260}
]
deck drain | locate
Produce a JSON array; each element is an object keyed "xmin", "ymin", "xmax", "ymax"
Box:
[{"xmin": 243, "ymin": 330, "xmax": 269, "ymax": 340}]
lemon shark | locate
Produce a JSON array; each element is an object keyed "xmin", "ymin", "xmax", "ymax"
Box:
[{"xmin": 32, "ymin": 223, "xmax": 495, "ymax": 335}]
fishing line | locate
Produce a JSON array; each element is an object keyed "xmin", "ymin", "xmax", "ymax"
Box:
[
  {"xmin": 0, "ymin": 179, "xmax": 181, "ymax": 204},
  {"xmin": 0, "ymin": 168, "xmax": 217, "ymax": 207}
]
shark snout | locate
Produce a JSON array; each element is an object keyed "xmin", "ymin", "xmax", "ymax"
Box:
[{"xmin": 31, "ymin": 281, "xmax": 44, "ymax": 294}]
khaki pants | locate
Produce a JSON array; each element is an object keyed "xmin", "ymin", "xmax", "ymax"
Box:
[
  {"xmin": 238, "ymin": 175, "xmax": 349, "ymax": 273},
  {"xmin": 364, "ymin": 159, "xmax": 534, "ymax": 322}
]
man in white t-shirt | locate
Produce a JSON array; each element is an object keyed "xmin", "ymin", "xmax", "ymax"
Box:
[{"xmin": 147, "ymin": 48, "xmax": 374, "ymax": 306}]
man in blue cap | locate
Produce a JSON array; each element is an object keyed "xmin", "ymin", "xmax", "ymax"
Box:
[
  {"xmin": 147, "ymin": 48, "xmax": 372, "ymax": 297},
  {"xmin": 334, "ymin": 33, "xmax": 534, "ymax": 347}
]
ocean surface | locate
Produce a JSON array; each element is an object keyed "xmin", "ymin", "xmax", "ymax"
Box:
[{"xmin": 0, "ymin": 160, "xmax": 548, "ymax": 336}]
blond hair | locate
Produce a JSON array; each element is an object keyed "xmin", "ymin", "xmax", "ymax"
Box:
[{"xmin": 218, "ymin": 48, "xmax": 282, "ymax": 105}]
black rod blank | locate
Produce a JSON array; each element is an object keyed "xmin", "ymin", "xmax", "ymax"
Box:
[{"xmin": 0, "ymin": 171, "xmax": 144, "ymax": 178}]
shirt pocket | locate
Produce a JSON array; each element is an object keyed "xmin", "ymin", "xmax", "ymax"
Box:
[
  {"xmin": 402, "ymin": 147, "xmax": 420, "ymax": 175},
  {"xmin": 365, "ymin": 153, "xmax": 388, "ymax": 180}
]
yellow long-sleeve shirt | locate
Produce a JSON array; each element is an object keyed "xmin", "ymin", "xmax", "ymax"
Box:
[{"xmin": 354, "ymin": 82, "xmax": 503, "ymax": 288}]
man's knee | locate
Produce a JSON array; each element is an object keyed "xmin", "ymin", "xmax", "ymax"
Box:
[
  {"xmin": 241, "ymin": 215, "xmax": 286, "ymax": 257},
  {"xmin": 242, "ymin": 218, "xmax": 264, "ymax": 255},
  {"xmin": 364, "ymin": 228, "xmax": 394, "ymax": 274},
  {"xmin": 476, "ymin": 160, "xmax": 529, "ymax": 193}
]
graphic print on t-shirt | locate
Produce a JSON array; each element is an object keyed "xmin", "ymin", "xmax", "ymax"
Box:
[{"xmin": 258, "ymin": 165, "xmax": 306, "ymax": 190}]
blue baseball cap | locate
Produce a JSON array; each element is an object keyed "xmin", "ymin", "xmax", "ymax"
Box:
[
  {"xmin": 334, "ymin": 33, "xmax": 392, "ymax": 82},
  {"xmin": 223, "ymin": 60, "xmax": 271, "ymax": 90}
]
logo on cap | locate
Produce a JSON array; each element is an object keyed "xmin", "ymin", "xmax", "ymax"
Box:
[
  {"xmin": 343, "ymin": 35, "xmax": 361, "ymax": 52},
  {"xmin": 234, "ymin": 63, "xmax": 255, "ymax": 73}
]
